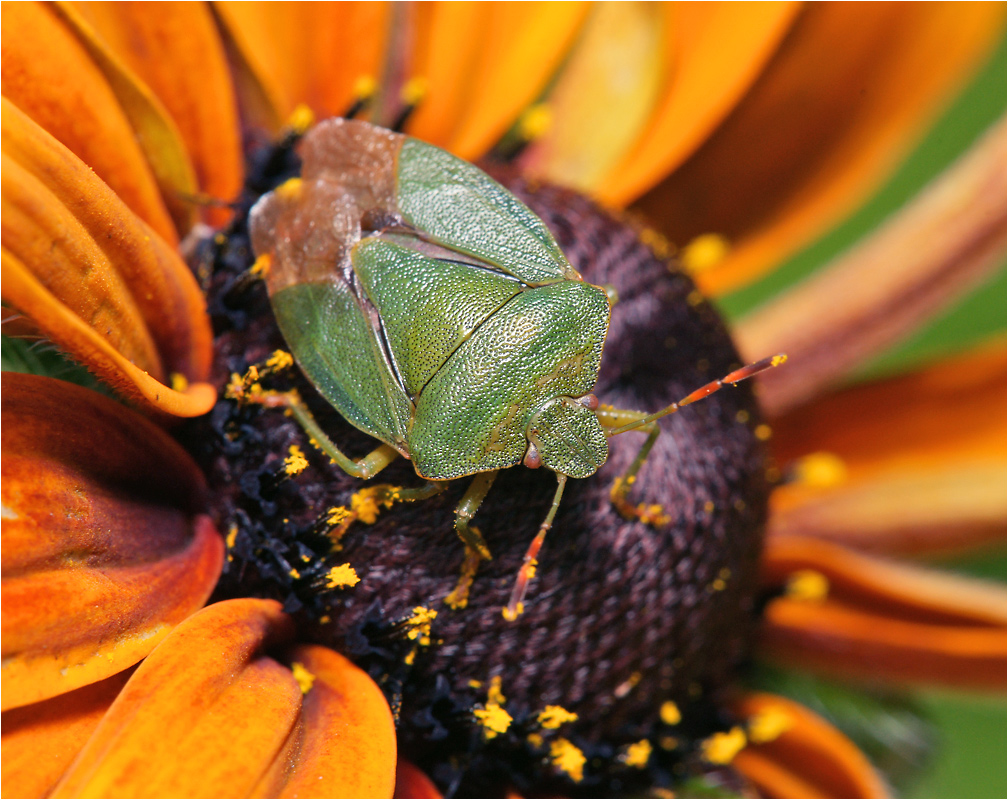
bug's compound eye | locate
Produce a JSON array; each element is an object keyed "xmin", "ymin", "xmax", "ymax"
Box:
[
  {"xmin": 523, "ymin": 441, "xmax": 542, "ymax": 469},
  {"xmin": 576, "ymin": 393, "xmax": 599, "ymax": 411}
]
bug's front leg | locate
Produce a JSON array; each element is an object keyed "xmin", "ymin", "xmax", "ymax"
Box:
[{"xmin": 597, "ymin": 407, "xmax": 671, "ymax": 527}]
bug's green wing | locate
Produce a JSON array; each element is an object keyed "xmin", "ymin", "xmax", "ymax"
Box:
[
  {"xmin": 269, "ymin": 279, "xmax": 412, "ymax": 454},
  {"xmin": 408, "ymin": 280, "xmax": 611, "ymax": 481},
  {"xmin": 351, "ymin": 238, "xmax": 522, "ymax": 399},
  {"xmin": 396, "ymin": 139, "xmax": 578, "ymax": 286}
]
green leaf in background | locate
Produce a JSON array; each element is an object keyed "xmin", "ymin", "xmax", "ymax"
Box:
[{"xmin": 1, "ymin": 333, "xmax": 111, "ymax": 396}]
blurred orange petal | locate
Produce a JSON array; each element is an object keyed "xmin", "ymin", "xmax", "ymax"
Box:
[
  {"xmin": 634, "ymin": 2, "xmax": 1003, "ymax": 296},
  {"xmin": 769, "ymin": 345, "xmax": 1006, "ymax": 555},
  {"xmin": 395, "ymin": 760, "xmax": 443, "ymax": 799},
  {"xmin": 737, "ymin": 119, "xmax": 1006, "ymax": 414},
  {"xmin": 595, "ymin": 2, "xmax": 800, "ymax": 205},
  {"xmin": 732, "ymin": 692, "xmax": 888, "ymax": 799},
  {"xmin": 440, "ymin": 2, "xmax": 590, "ymax": 159},
  {"xmin": 519, "ymin": 2, "xmax": 666, "ymax": 192},
  {"xmin": 1, "ymin": 671, "xmax": 130, "ymax": 798},
  {"xmin": 216, "ymin": 1, "xmax": 390, "ymax": 125},
  {"xmin": 760, "ymin": 535, "xmax": 1006, "ymax": 689},
  {"xmin": 50, "ymin": 599, "xmax": 396, "ymax": 798},
  {"xmin": 1, "ymin": 1, "xmax": 178, "ymax": 244},
  {"xmin": 2, "ymin": 100, "xmax": 216, "ymax": 416},
  {"xmin": 1, "ymin": 374, "xmax": 224, "ymax": 710},
  {"xmin": 68, "ymin": 1, "xmax": 242, "ymax": 227}
]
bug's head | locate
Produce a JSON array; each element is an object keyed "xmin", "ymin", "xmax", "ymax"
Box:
[{"xmin": 523, "ymin": 395, "xmax": 608, "ymax": 479}]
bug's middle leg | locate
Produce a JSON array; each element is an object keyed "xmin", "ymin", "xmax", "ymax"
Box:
[
  {"xmin": 453, "ymin": 471, "xmax": 498, "ymax": 561},
  {"xmin": 597, "ymin": 407, "xmax": 670, "ymax": 526}
]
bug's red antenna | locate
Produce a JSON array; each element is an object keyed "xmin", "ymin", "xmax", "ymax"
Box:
[{"xmin": 606, "ymin": 354, "xmax": 787, "ymax": 437}]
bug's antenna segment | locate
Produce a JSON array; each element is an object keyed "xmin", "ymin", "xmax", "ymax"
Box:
[
  {"xmin": 607, "ymin": 354, "xmax": 787, "ymax": 437},
  {"xmin": 504, "ymin": 473, "xmax": 568, "ymax": 621}
]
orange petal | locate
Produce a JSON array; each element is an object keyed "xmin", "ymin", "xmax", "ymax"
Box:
[
  {"xmin": 1, "ymin": 374, "xmax": 224, "ymax": 710},
  {"xmin": 735, "ymin": 119, "xmax": 1006, "ymax": 414},
  {"xmin": 67, "ymin": 1, "xmax": 243, "ymax": 227},
  {"xmin": 731, "ymin": 692, "xmax": 889, "ymax": 798},
  {"xmin": 759, "ymin": 535, "xmax": 1006, "ymax": 690},
  {"xmin": 2, "ymin": 101, "xmax": 216, "ymax": 416},
  {"xmin": 395, "ymin": 760, "xmax": 442, "ymax": 799},
  {"xmin": 520, "ymin": 3, "xmax": 667, "ymax": 193},
  {"xmin": 1, "ymin": 1, "xmax": 178, "ymax": 244},
  {"xmin": 48, "ymin": 2, "xmax": 199, "ymax": 234},
  {"xmin": 768, "ymin": 345, "xmax": 1006, "ymax": 555},
  {"xmin": 49, "ymin": 599, "xmax": 396, "ymax": 798},
  {"xmin": 276, "ymin": 644, "xmax": 397, "ymax": 798},
  {"xmin": 441, "ymin": 2, "xmax": 590, "ymax": 159},
  {"xmin": 1, "ymin": 671, "xmax": 130, "ymax": 798},
  {"xmin": 595, "ymin": 2, "xmax": 800, "ymax": 205},
  {"xmin": 215, "ymin": 2, "xmax": 391, "ymax": 123},
  {"xmin": 633, "ymin": 3, "xmax": 1003, "ymax": 296}
]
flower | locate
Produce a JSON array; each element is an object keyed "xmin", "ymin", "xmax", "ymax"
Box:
[{"xmin": 2, "ymin": 2, "xmax": 1004, "ymax": 797}]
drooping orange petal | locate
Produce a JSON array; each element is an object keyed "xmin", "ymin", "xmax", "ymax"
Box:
[
  {"xmin": 2, "ymin": 101, "xmax": 216, "ymax": 416},
  {"xmin": 736, "ymin": 119, "xmax": 1006, "ymax": 414},
  {"xmin": 1, "ymin": 670, "xmax": 131, "ymax": 798},
  {"xmin": 759, "ymin": 535, "xmax": 1006, "ymax": 690},
  {"xmin": 395, "ymin": 760, "xmax": 442, "ymax": 799},
  {"xmin": 442, "ymin": 2, "xmax": 591, "ymax": 159},
  {"xmin": 276, "ymin": 644, "xmax": 397, "ymax": 798},
  {"xmin": 519, "ymin": 3, "xmax": 667, "ymax": 193},
  {"xmin": 49, "ymin": 599, "xmax": 397, "ymax": 798},
  {"xmin": 1, "ymin": 1, "xmax": 178, "ymax": 244},
  {"xmin": 1, "ymin": 374, "xmax": 224, "ymax": 710},
  {"xmin": 215, "ymin": 1, "xmax": 391, "ymax": 125},
  {"xmin": 731, "ymin": 693, "xmax": 889, "ymax": 799},
  {"xmin": 633, "ymin": 2, "xmax": 1004, "ymax": 297},
  {"xmin": 768, "ymin": 345, "xmax": 1006, "ymax": 555},
  {"xmin": 595, "ymin": 2, "xmax": 800, "ymax": 205},
  {"xmin": 67, "ymin": 1, "xmax": 243, "ymax": 227}
]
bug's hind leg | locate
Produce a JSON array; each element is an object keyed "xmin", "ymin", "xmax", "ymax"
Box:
[{"xmin": 597, "ymin": 409, "xmax": 671, "ymax": 527}]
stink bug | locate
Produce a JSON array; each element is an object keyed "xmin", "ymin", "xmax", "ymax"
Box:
[{"xmin": 247, "ymin": 118, "xmax": 783, "ymax": 619}]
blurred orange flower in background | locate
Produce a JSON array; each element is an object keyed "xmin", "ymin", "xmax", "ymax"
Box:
[{"xmin": 2, "ymin": 2, "xmax": 1004, "ymax": 797}]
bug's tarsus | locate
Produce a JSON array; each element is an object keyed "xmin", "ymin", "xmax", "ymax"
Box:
[
  {"xmin": 504, "ymin": 473, "xmax": 568, "ymax": 620},
  {"xmin": 454, "ymin": 471, "xmax": 498, "ymax": 561}
]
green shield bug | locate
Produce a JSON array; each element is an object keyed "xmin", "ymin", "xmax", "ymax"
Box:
[{"xmin": 246, "ymin": 118, "xmax": 784, "ymax": 620}]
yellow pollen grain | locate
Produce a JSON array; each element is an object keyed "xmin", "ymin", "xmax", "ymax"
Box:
[
  {"xmin": 445, "ymin": 550, "xmax": 481, "ymax": 609},
  {"xmin": 319, "ymin": 614, "xmax": 331, "ymax": 624},
  {"xmin": 537, "ymin": 705, "xmax": 578, "ymax": 729},
  {"xmin": 794, "ymin": 451, "xmax": 848, "ymax": 489},
  {"xmin": 401, "ymin": 76, "xmax": 429, "ymax": 106},
  {"xmin": 754, "ymin": 423, "xmax": 772, "ymax": 441},
  {"xmin": 614, "ymin": 671, "xmax": 642, "ymax": 698},
  {"xmin": 486, "ymin": 675, "xmax": 507, "ymax": 706},
  {"xmin": 266, "ymin": 350, "xmax": 294, "ymax": 372},
  {"xmin": 501, "ymin": 603, "xmax": 523, "ymax": 621},
  {"xmin": 327, "ymin": 506, "xmax": 353, "ymax": 526},
  {"xmin": 771, "ymin": 354, "xmax": 788, "ymax": 367},
  {"xmin": 289, "ymin": 567, "xmax": 300, "ymax": 579},
  {"xmin": 518, "ymin": 103, "xmax": 553, "ymax": 141},
  {"xmin": 735, "ymin": 409, "xmax": 750, "ymax": 424},
  {"xmin": 660, "ymin": 700, "xmax": 681, "ymax": 726},
  {"xmin": 225, "ymin": 525, "xmax": 238, "ymax": 549},
  {"xmin": 284, "ymin": 445, "xmax": 309, "ymax": 476},
  {"xmin": 550, "ymin": 738, "xmax": 586, "ymax": 782},
  {"xmin": 703, "ymin": 500, "xmax": 715, "ymax": 514},
  {"xmin": 350, "ymin": 490, "xmax": 381, "ymax": 524},
  {"xmin": 325, "ymin": 563, "xmax": 360, "ymax": 589},
  {"xmin": 404, "ymin": 649, "xmax": 416, "ymax": 665},
  {"xmin": 711, "ymin": 578, "xmax": 726, "ymax": 592},
  {"xmin": 275, "ymin": 177, "xmax": 303, "ymax": 201},
  {"xmin": 733, "ymin": 498, "xmax": 746, "ymax": 512},
  {"xmin": 747, "ymin": 707, "xmax": 793, "ymax": 744},
  {"xmin": 701, "ymin": 727, "xmax": 747, "ymax": 765},
  {"xmin": 169, "ymin": 372, "xmax": 189, "ymax": 393},
  {"xmin": 405, "ymin": 606, "xmax": 437, "ymax": 641},
  {"xmin": 527, "ymin": 732, "xmax": 544, "ymax": 748},
  {"xmin": 659, "ymin": 735, "xmax": 680, "ymax": 751},
  {"xmin": 290, "ymin": 661, "xmax": 315, "ymax": 694},
  {"xmin": 468, "ymin": 679, "xmax": 483, "ymax": 690},
  {"xmin": 681, "ymin": 233, "xmax": 730, "ymax": 274},
  {"xmin": 353, "ymin": 74, "xmax": 377, "ymax": 100},
  {"xmin": 620, "ymin": 739, "xmax": 652, "ymax": 768},
  {"xmin": 287, "ymin": 103, "xmax": 315, "ymax": 134},
  {"xmin": 250, "ymin": 253, "xmax": 271, "ymax": 277},
  {"xmin": 474, "ymin": 704, "xmax": 512, "ymax": 739},
  {"xmin": 639, "ymin": 227, "xmax": 673, "ymax": 259},
  {"xmin": 785, "ymin": 570, "xmax": 830, "ymax": 603}
]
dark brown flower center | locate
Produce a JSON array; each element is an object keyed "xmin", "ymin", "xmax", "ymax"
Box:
[{"xmin": 181, "ymin": 139, "xmax": 772, "ymax": 795}]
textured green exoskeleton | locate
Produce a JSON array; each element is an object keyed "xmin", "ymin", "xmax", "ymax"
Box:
[{"xmin": 248, "ymin": 119, "xmax": 782, "ymax": 619}]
